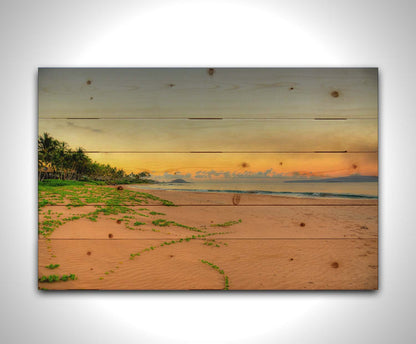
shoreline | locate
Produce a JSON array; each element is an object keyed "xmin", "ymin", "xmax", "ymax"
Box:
[
  {"xmin": 128, "ymin": 184, "xmax": 378, "ymax": 200},
  {"xmin": 124, "ymin": 185, "xmax": 378, "ymax": 206}
]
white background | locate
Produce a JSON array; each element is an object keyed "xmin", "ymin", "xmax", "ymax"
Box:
[{"xmin": 1, "ymin": 0, "xmax": 415, "ymax": 343}]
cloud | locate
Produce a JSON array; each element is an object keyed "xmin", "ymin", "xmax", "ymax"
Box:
[
  {"xmin": 67, "ymin": 121, "xmax": 103, "ymax": 133},
  {"xmin": 156, "ymin": 169, "xmax": 289, "ymax": 180},
  {"xmin": 151, "ymin": 168, "xmax": 347, "ymax": 181},
  {"xmin": 153, "ymin": 172, "xmax": 192, "ymax": 181}
]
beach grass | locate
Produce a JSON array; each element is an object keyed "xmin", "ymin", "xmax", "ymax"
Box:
[
  {"xmin": 38, "ymin": 274, "xmax": 77, "ymax": 283},
  {"xmin": 45, "ymin": 264, "xmax": 60, "ymax": 269},
  {"xmin": 38, "ymin": 182, "xmax": 176, "ymax": 236},
  {"xmin": 201, "ymin": 259, "xmax": 230, "ymax": 290}
]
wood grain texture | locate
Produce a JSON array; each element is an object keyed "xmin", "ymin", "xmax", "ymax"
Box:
[
  {"xmin": 39, "ymin": 184, "xmax": 378, "ymax": 206},
  {"xmin": 43, "ymin": 204, "xmax": 377, "ymax": 240},
  {"xmin": 38, "ymin": 68, "xmax": 378, "ymax": 290},
  {"xmin": 38, "ymin": 193, "xmax": 378, "ymax": 290},
  {"xmin": 39, "ymin": 68, "xmax": 377, "ymax": 119},
  {"xmin": 38, "ymin": 238, "xmax": 377, "ymax": 290},
  {"xmin": 123, "ymin": 187, "xmax": 378, "ymax": 206},
  {"xmin": 38, "ymin": 118, "xmax": 377, "ymax": 152},
  {"xmin": 81, "ymin": 152, "xmax": 378, "ymax": 177}
]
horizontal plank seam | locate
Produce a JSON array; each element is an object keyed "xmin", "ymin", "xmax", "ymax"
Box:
[
  {"xmin": 40, "ymin": 204, "xmax": 378, "ymax": 207},
  {"xmin": 39, "ymin": 117, "xmax": 378, "ymax": 120},
  {"xmin": 82, "ymin": 151, "xmax": 377, "ymax": 153},
  {"xmin": 41, "ymin": 238, "xmax": 377, "ymax": 240},
  {"xmin": 38, "ymin": 288, "xmax": 378, "ymax": 291}
]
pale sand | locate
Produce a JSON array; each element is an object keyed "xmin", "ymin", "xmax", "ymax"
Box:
[{"xmin": 38, "ymin": 188, "xmax": 378, "ymax": 290}]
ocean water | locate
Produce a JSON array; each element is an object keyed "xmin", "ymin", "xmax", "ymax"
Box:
[{"xmin": 132, "ymin": 180, "xmax": 378, "ymax": 199}]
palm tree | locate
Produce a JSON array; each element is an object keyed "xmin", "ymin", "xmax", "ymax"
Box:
[
  {"xmin": 38, "ymin": 132, "xmax": 153, "ymax": 183},
  {"xmin": 71, "ymin": 148, "xmax": 91, "ymax": 180},
  {"xmin": 38, "ymin": 133, "xmax": 57, "ymax": 167},
  {"xmin": 38, "ymin": 133, "xmax": 59, "ymax": 180}
]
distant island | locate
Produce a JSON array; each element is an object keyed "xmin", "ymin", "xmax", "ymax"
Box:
[
  {"xmin": 284, "ymin": 175, "xmax": 378, "ymax": 183},
  {"xmin": 168, "ymin": 179, "xmax": 190, "ymax": 184}
]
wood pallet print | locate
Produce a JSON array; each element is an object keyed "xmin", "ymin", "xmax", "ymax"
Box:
[{"xmin": 38, "ymin": 68, "xmax": 378, "ymax": 290}]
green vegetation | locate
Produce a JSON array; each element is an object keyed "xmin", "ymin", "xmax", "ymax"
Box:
[
  {"xmin": 38, "ymin": 145, "xmax": 241, "ymax": 288},
  {"xmin": 200, "ymin": 260, "xmax": 230, "ymax": 290},
  {"xmin": 152, "ymin": 219, "xmax": 175, "ymax": 227},
  {"xmin": 38, "ymin": 182, "xmax": 176, "ymax": 236},
  {"xmin": 38, "ymin": 132, "xmax": 154, "ymax": 184},
  {"xmin": 137, "ymin": 213, "xmax": 149, "ymax": 217},
  {"xmin": 210, "ymin": 219, "xmax": 242, "ymax": 227},
  {"xmin": 38, "ymin": 274, "xmax": 77, "ymax": 283},
  {"xmin": 161, "ymin": 200, "xmax": 176, "ymax": 207},
  {"xmin": 40, "ymin": 219, "xmax": 62, "ymax": 234},
  {"xmin": 45, "ymin": 264, "xmax": 60, "ymax": 269},
  {"xmin": 152, "ymin": 219, "xmax": 205, "ymax": 233},
  {"xmin": 128, "ymin": 232, "xmax": 225, "ymax": 259},
  {"xmin": 39, "ymin": 179, "xmax": 104, "ymax": 187},
  {"xmin": 202, "ymin": 240, "xmax": 223, "ymax": 248},
  {"xmin": 149, "ymin": 211, "xmax": 166, "ymax": 216}
]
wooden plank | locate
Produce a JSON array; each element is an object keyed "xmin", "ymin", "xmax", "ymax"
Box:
[
  {"xmin": 123, "ymin": 188, "xmax": 378, "ymax": 205},
  {"xmin": 40, "ymin": 205, "xmax": 377, "ymax": 240},
  {"xmin": 38, "ymin": 118, "xmax": 377, "ymax": 152},
  {"xmin": 80, "ymin": 152, "xmax": 378, "ymax": 183},
  {"xmin": 39, "ymin": 68, "xmax": 377, "ymax": 119},
  {"xmin": 38, "ymin": 182, "xmax": 378, "ymax": 207},
  {"xmin": 38, "ymin": 238, "xmax": 377, "ymax": 290}
]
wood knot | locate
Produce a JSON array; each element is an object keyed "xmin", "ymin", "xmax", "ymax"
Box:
[
  {"xmin": 331, "ymin": 262, "xmax": 339, "ymax": 268},
  {"xmin": 117, "ymin": 186, "xmax": 123, "ymax": 190},
  {"xmin": 116, "ymin": 220, "xmax": 122, "ymax": 224},
  {"xmin": 300, "ymin": 222, "xmax": 305, "ymax": 227},
  {"xmin": 331, "ymin": 90, "xmax": 339, "ymax": 98},
  {"xmin": 86, "ymin": 80, "xmax": 92, "ymax": 85},
  {"xmin": 108, "ymin": 233, "xmax": 113, "ymax": 239},
  {"xmin": 87, "ymin": 251, "xmax": 92, "ymax": 256},
  {"xmin": 208, "ymin": 68, "xmax": 215, "ymax": 76}
]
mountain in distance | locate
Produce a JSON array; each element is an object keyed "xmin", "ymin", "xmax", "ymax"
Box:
[
  {"xmin": 168, "ymin": 178, "xmax": 190, "ymax": 184},
  {"xmin": 284, "ymin": 174, "xmax": 378, "ymax": 183}
]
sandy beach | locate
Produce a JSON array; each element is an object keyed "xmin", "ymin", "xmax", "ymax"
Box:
[{"xmin": 38, "ymin": 187, "xmax": 378, "ymax": 290}]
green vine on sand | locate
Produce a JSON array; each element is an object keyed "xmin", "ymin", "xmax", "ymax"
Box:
[{"xmin": 200, "ymin": 260, "xmax": 230, "ymax": 290}]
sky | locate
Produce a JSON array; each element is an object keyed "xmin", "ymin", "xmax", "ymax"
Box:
[{"xmin": 38, "ymin": 68, "xmax": 378, "ymax": 181}]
